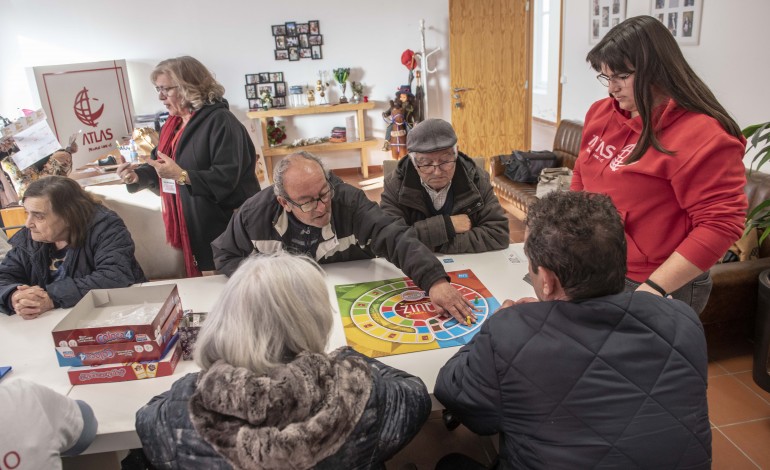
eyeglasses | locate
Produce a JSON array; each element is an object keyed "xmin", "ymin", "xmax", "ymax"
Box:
[
  {"xmin": 414, "ymin": 159, "xmax": 457, "ymax": 173},
  {"xmin": 284, "ymin": 182, "xmax": 335, "ymax": 213},
  {"xmin": 596, "ymin": 72, "xmax": 634, "ymax": 87},
  {"xmin": 154, "ymin": 85, "xmax": 179, "ymax": 96}
]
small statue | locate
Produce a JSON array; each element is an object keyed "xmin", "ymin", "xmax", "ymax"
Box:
[
  {"xmin": 307, "ymin": 87, "xmax": 316, "ymax": 106},
  {"xmin": 382, "ymin": 99, "xmax": 410, "ymax": 160},
  {"xmin": 350, "ymin": 81, "xmax": 364, "ymax": 104}
]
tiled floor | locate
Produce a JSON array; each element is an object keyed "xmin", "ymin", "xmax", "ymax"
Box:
[{"xmin": 336, "ymin": 120, "xmax": 770, "ymax": 469}]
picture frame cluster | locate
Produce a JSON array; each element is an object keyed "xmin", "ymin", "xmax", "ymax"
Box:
[
  {"xmin": 650, "ymin": 0, "xmax": 702, "ymax": 45},
  {"xmin": 272, "ymin": 20, "xmax": 323, "ymax": 61},
  {"xmin": 245, "ymin": 72, "xmax": 287, "ymax": 109}
]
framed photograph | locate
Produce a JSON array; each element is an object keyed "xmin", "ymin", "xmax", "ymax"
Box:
[
  {"xmin": 650, "ymin": 0, "xmax": 702, "ymax": 45},
  {"xmin": 299, "ymin": 48, "xmax": 312, "ymax": 59},
  {"xmin": 299, "ymin": 34, "xmax": 309, "ymax": 49},
  {"xmin": 589, "ymin": 0, "xmax": 627, "ymax": 44},
  {"xmin": 297, "ymin": 23, "xmax": 309, "ymax": 34},
  {"xmin": 245, "ymin": 74, "xmax": 258, "ymax": 84},
  {"xmin": 275, "ymin": 36, "xmax": 286, "ymax": 50},
  {"xmin": 274, "ymin": 82, "xmax": 287, "ymax": 97},
  {"xmin": 275, "ymin": 50, "xmax": 289, "ymax": 60},
  {"xmin": 258, "ymin": 73, "xmax": 269, "ymax": 83},
  {"xmin": 273, "ymin": 96, "xmax": 286, "ymax": 108},
  {"xmin": 248, "ymin": 98, "xmax": 261, "ymax": 110},
  {"xmin": 288, "ymin": 47, "xmax": 300, "ymax": 61},
  {"xmin": 308, "ymin": 20, "xmax": 320, "ymax": 35},
  {"xmin": 285, "ymin": 21, "xmax": 297, "ymax": 36},
  {"xmin": 269, "ymin": 72, "xmax": 283, "ymax": 82},
  {"xmin": 311, "ymin": 45, "xmax": 323, "ymax": 60},
  {"xmin": 272, "ymin": 25, "xmax": 286, "ymax": 36},
  {"xmin": 286, "ymin": 36, "xmax": 299, "ymax": 48},
  {"xmin": 258, "ymin": 83, "xmax": 276, "ymax": 97},
  {"xmin": 309, "ymin": 35, "xmax": 323, "ymax": 46},
  {"xmin": 245, "ymin": 83, "xmax": 257, "ymax": 99}
]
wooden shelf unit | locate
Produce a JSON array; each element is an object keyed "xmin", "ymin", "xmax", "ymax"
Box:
[{"xmin": 247, "ymin": 101, "xmax": 377, "ymax": 182}]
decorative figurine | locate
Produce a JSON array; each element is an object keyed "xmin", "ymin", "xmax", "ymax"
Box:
[
  {"xmin": 382, "ymin": 99, "xmax": 410, "ymax": 160},
  {"xmin": 307, "ymin": 86, "xmax": 316, "ymax": 106},
  {"xmin": 350, "ymin": 81, "xmax": 364, "ymax": 104}
]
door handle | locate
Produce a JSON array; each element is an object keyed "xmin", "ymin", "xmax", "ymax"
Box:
[{"xmin": 453, "ymin": 87, "xmax": 475, "ymax": 93}]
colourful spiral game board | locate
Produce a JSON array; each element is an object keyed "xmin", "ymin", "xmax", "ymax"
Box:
[{"xmin": 335, "ymin": 269, "xmax": 500, "ymax": 358}]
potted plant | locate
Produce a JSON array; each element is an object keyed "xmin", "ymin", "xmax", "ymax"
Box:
[{"xmin": 744, "ymin": 121, "xmax": 770, "ymax": 392}]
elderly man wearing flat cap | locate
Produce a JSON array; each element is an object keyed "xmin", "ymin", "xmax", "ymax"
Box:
[{"xmin": 381, "ymin": 118, "xmax": 509, "ymax": 254}]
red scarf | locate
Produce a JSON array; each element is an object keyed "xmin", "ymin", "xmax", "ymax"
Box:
[{"xmin": 158, "ymin": 115, "xmax": 201, "ymax": 278}]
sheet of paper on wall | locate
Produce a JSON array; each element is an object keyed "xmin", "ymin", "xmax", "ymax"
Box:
[{"xmin": 3, "ymin": 110, "xmax": 62, "ymax": 170}]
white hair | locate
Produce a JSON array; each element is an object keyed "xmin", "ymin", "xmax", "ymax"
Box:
[{"xmin": 194, "ymin": 252, "xmax": 333, "ymax": 374}]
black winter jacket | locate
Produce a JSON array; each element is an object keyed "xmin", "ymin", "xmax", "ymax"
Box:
[
  {"xmin": 0, "ymin": 206, "xmax": 146, "ymax": 313},
  {"xmin": 380, "ymin": 152, "xmax": 509, "ymax": 254},
  {"xmin": 211, "ymin": 174, "xmax": 449, "ymax": 292},
  {"xmin": 435, "ymin": 292, "xmax": 711, "ymax": 469},
  {"xmin": 128, "ymin": 100, "xmax": 260, "ymax": 271},
  {"xmin": 136, "ymin": 347, "xmax": 431, "ymax": 470}
]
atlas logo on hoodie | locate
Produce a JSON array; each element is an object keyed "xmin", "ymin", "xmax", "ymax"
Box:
[{"xmin": 586, "ymin": 135, "xmax": 636, "ymax": 171}]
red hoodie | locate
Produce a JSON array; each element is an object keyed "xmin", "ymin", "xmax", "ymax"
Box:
[{"xmin": 572, "ymin": 97, "xmax": 747, "ymax": 282}]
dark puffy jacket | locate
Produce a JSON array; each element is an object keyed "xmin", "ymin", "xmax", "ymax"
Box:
[
  {"xmin": 136, "ymin": 347, "xmax": 431, "ymax": 470},
  {"xmin": 435, "ymin": 292, "xmax": 711, "ymax": 469},
  {"xmin": 380, "ymin": 152, "xmax": 509, "ymax": 254},
  {"xmin": 211, "ymin": 174, "xmax": 448, "ymax": 292},
  {"xmin": 0, "ymin": 205, "xmax": 146, "ymax": 313}
]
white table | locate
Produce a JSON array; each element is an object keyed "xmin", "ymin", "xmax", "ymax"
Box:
[{"xmin": 0, "ymin": 244, "xmax": 533, "ymax": 456}]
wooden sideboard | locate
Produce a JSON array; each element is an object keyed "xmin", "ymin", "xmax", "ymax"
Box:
[{"xmin": 247, "ymin": 101, "xmax": 379, "ymax": 182}]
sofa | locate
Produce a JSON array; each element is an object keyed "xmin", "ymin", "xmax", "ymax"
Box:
[
  {"xmin": 489, "ymin": 118, "xmax": 768, "ymax": 330},
  {"xmin": 490, "ymin": 119, "xmax": 583, "ymax": 214}
]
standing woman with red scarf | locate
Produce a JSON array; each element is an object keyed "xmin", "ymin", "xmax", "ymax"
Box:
[{"xmin": 117, "ymin": 56, "xmax": 260, "ymax": 277}]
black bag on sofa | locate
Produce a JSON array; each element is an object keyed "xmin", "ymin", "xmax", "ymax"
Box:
[{"xmin": 503, "ymin": 150, "xmax": 558, "ymax": 183}]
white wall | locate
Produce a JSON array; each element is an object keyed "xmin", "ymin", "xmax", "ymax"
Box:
[
  {"xmin": 0, "ymin": 0, "xmax": 452, "ymax": 176},
  {"xmin": 561, "ymin": 0, "xmax": 770, "ymax": 166}
]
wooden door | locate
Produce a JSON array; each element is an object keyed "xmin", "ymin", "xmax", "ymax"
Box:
[{"xmin": 450, "ymin": 0, "xmax": 532, "ymax": 164}]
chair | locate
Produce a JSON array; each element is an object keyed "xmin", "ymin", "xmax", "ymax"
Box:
[
  {"xmin": 0, "ymin": 206, "xmax": 26, "ymax": 238},
  {"xmin": 382, "ymin": 156, "xmax": 486, "ymax": 177}
]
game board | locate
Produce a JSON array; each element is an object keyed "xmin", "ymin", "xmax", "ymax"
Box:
[{"xmin": 335, "ymin": 269, "xmax": 500, "ymax": 358}]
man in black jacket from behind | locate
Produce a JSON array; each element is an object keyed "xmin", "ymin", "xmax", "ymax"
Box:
[{"xmin": 435, "ymin": 191, "xmax": 711, "ymax": 469}]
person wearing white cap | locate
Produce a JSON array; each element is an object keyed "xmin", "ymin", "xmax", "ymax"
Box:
[{"xmin": 381, "ymin": 118, "xmax": 509, "ymax": 254}]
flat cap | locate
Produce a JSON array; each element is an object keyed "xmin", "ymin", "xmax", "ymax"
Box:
[{"xmin": 407, "ymin": 118, "xmax": 457, "ymax": 153}]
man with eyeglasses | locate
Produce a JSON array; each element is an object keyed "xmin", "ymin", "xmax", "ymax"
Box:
[
  {"xmin": 380, "ymin": 119, "xmax": 509, "ymax": 254},
  {"xmin": 212, "ymin": 151, "xmax": 478, "ymax": 323}
]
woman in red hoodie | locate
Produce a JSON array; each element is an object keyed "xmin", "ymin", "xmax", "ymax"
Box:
[{"xmin": 571, "ymin": 15, "xmax": 747, "ymax": 314}]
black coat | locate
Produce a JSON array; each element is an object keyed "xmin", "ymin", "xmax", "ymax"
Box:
[
  {"xmin": 129, "ymin": 101, "xmax": 260, "ymax": 271},
  {"xmin": 435, "ymin": 292, "xmax": 711, "ymax": 469},
  {"xmin": 0, "ymin": 206, "xmax": 146, "ymax": 313}
]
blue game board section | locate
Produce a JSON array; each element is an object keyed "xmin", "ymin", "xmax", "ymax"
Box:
[{"xmin": 433, "ymin": 295, "xmax": 502, "ymax": 348}]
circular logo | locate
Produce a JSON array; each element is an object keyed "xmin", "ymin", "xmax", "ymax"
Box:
[
  {"xmin": 134, "ymin": 345, "xmax": 143, "ymax": 353},
  {"xmin": 143, "ymin": 344, "xmax": 153, "ymax": 352}
]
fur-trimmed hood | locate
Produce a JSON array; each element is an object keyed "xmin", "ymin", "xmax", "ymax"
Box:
[{"xmin": 188, "ymin": 348, "xmax": 373, "ymax": 470}]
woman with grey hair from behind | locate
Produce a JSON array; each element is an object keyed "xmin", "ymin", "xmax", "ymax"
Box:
[{"xmin": 135, "ymin": 251, "xmax": 431, "ymax": 470}]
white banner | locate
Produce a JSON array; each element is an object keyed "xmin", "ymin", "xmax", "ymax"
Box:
[{"xmin": 33, "ymin": 60, "xmax": 135, "ymax": 168}]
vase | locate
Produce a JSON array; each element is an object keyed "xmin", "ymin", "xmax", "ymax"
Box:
[
  {"xmin": 351, "ymin": 92, "xmax": 361, "ymax": 104},
  {"xmin": 339, "ymin": 82, "xmax": 348, "ymax": 104}
]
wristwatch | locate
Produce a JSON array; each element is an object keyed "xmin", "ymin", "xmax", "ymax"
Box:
[{"xmin": 176, "ymin": 170, "xmax": 189, "ymax": 186}]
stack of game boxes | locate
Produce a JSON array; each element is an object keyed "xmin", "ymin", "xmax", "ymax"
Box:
[
  {"xmin": 329, "ymin": 126, "xmax": 347, "ymax": 143},
  {"xmin": 51, "ymin": 285, "xmax": 185, "ymax": 385}
]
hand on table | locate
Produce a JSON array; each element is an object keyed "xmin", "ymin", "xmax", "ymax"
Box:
[
  {"xmin": 146, "ymin": 151, "xmax": 184, "ymax": 180},
  {"xmin": 450, "ymin": 214, "xmax": 472, "ymax": 233},
  {"xmin": 116, "ymin": 162, "xmax": 138, "ymax": 185},
  {"xmin": 429, "ymin": 279, "xmax": 478, "ymax": 324},
  {"xmin": 12, "ymin": 285, "xmax": 54, "ymax": 320}
]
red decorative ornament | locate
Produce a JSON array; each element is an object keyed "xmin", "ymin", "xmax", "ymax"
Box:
[{"xmin": 401, "ymin": 49, "xmax": 417, "ymax": 70}]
